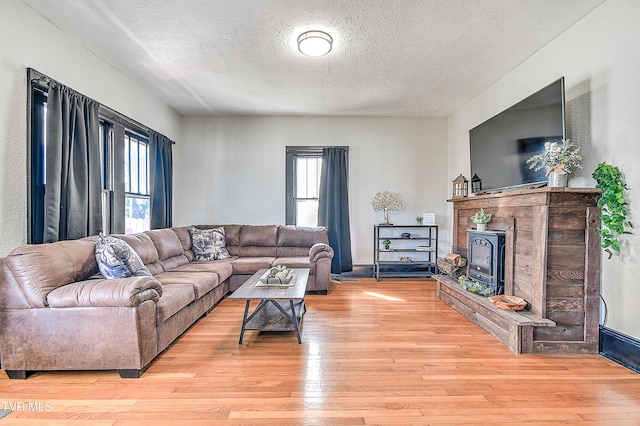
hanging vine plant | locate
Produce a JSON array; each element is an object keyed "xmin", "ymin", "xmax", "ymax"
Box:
[{"xmin": 592, "ymin": 162, "xmax": 633, "ymax": 258}]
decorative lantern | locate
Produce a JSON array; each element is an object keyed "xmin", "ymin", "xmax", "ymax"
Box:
[
  {"xmin": 471, "ymin": 173, "xmax": 482, "ymax": 193},
  {"xmin": 452, "ymin": 174, "xmax": 469, "ymax": 198}
]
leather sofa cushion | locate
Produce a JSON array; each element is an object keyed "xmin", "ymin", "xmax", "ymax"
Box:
[
  {"xmin": 155, "ymin": 283, "xmax": 196, "ymax": 324},
  {"xmin": 171, "ymin": 226, "xmax": 195, "ymax": 261},
  {"xmin": 47, "ymin": 276, "xmax": 163, "ymax": 308},
  {"xmin": 116, "ymin": 234, "xmax": 158, "ymax": 264},
  {"xmin": 240, "ymin": 225, "xmax": 277, "ymax": 247},
  {"xmin": 154, "ymin": 271, "xmax": 219, "ymax": 299},
  {"xmin": 172, "ymin": 226, "xmax": 192, "ymax": 251},
  {"xmin": 146, "ymin": 228, "xmax": 184, "ymax": 260},
  {"xmin": 230, "ymin": 257, "xmax": 275, "ymax": 274},
  {"xmin": 239, "ymin": 246, "xmax": 277, "ymax": 257},
  {"xmin": 115, "ymin": 234, "xmax": 163, "ymax": 275},
  {"xmin": 171, "ymin": 261, "xmax": 234, "ymax": 283},
  {"xmin": 146, "ymin": 228, "xmax": 190, "ymax": 271},
  {"xmin": 4, "ymin": 236, "xmax": 99, "ymax": 307},
  {"xmin": 278, "ymin": 225, "xmax": 328, "ymax": 246},
  {"xmin": 276, "ymin": 246, "xmax": 310, "ymax": 257}
]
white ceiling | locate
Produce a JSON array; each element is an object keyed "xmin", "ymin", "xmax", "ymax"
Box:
[{"xmin": 23, "ymin": 0, "xmax": 605, "ymax": 117}]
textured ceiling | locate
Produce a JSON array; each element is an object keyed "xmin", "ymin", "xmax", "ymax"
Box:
[{"xmin": 23, "ymin": 0, "xmax": 605, "ymax": 117}]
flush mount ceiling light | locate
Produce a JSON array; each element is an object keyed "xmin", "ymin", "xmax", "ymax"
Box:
[{"xmin": 297, "ymin": 30, "xmax": 333, "ymax": 57}]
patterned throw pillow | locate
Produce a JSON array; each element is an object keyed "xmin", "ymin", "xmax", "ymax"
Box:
[
  {"xmin": 189, "ymin": 226, "xmax": 231, "ymax": 261},
  {"xmin": 95, "ymin": 233, "xmax": 152, "ymax": 279}
]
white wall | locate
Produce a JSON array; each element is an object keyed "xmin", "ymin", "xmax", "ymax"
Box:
[
  {"xmin": 0, "ymin": 0, "xmax": 182, "ymax": 256},
  {"xmin": 448, "ymin": 0, "xmax": 640, "ymax": 339},
  {"xmin": 177, "ymin": 116, "xmax": 449, "ymax": 264}
]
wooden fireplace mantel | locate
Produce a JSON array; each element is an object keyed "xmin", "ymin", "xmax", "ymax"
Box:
[{"xmin": 437, "ymin": 187, "xmax": 601, "ymax": 354}]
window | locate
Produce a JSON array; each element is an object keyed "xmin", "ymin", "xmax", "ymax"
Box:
[
  {"xmin": 286, "ymin": 147, "xmax": 322, "ymax": 226},
  {"xmin": 27, "ymin": 68, "xmax": 166, "ymax": 242},
  {"xmin": 124, "ymin": 131, "xmax": 150, "ymax": 234}
]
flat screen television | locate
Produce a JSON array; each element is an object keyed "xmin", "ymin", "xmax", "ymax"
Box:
[{"xmin": 469, "ymin": 77, "xmax": 566, "ymax": 193}]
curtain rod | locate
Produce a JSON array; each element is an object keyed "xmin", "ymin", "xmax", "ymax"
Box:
[
  {"xmin": 28, "ymin": 68, "xmax": 176, "ymax": 145},
  {"xmin": 286, "ymin": 146, "xmax": 349, "ymax": 153}
]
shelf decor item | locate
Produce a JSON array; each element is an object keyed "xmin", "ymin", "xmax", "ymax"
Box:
[
  {"xmin": 452, "ymin": 174, "xmax": 469, "ymax": 198},
  {"xmin": 416, "ymin": 216, "xmax": 423, "ymax": 225},
  {"xmin": 382, "ymin": 239, "xmax": 391, "ymax": 250},
  {"xmin": 470, "ymin": 208, "xmax": 492, "ymax": 232},
  {"xmin": 526, "ymin": 139, "xmax": 582, "ymax": 188},
  {"xmin": 471, "ymin": 173, "xmax": 482, "ymax": 193},
  {"xmin": 488, "ymin": 295, "xmax": 527, "ymax": 311},
  {"xmin": 422, "ymin": 212, "xmax": 436, "ymax": 225},
  {"xmin": 371, "ymin": 191, "xmax": 403, "ymax": 225},
  {"xmin": 258, "ymin": 265, "xmax": 294, "ymax": 285}
]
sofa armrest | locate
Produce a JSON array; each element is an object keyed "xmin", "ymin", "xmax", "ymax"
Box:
[
  {"xmin": 46, "ymin": 276, "xmax": 163, "ymax": 308},
  {"xmin": 309, "ymin": 243, "xmax": 334, "ymax": 263}
]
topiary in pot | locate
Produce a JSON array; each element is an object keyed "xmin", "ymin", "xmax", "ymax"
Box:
[{"xmin": 470, "ymin": 208, "xmax": 492, "ymax": 231}]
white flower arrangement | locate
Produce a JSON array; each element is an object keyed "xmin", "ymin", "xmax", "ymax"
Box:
[
  {"xmin": 527, "ymin": 139, "xmax": 583, "ymax": 175},
  {"xmin": 371, "ymin": 191, "xmax": 402, "ymax": 211}
]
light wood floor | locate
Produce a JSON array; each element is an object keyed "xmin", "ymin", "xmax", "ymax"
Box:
[{"xmin": 1, "ymin": 279, "xmax": 639, "ymax": 425}]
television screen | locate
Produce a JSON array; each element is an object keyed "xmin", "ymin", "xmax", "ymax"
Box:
[{"xmin": 469, "ymin": 77, "xmax": 566, "ymax": 193}]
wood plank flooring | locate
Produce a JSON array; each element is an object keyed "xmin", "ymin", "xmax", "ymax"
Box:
[{"xmin": 1, "ymin": 279, "xmax": 639, "ymax": 424}]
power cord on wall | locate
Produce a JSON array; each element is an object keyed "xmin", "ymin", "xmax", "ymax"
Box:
[{"xmin": 600, "ymin": 293, "xmax": 608, "ymax": 326}]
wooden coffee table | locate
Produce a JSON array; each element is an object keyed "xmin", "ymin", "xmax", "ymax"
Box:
[{"xmin": 228, "ymin": 268, "xmax": 310, "ymax": 344}]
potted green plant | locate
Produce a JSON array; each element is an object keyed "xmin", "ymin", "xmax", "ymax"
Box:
[
  {"xmin": 382, "ymin": 239, "xmax": 391, "ymax": 250},
  {"xmin": 526, "ymin": 139, "xmax": 582, "ymax": 187},
  {"xmin": 592, "ymin": 162, "xmax": 632, "ymax": 258},
  {"xmin": 416, "ymin": 215, "xmax": 423, "ymax": 225},
  {"xmin": 470, "ymin": 208, "xmax": 492, "ymax": 231}
]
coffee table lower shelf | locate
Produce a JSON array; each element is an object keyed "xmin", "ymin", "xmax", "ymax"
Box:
[{"xmin": 239, "ymin": 299, "xmax": 306, "ymax": 344}]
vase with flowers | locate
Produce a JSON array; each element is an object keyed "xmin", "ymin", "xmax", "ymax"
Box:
[
  {"xmin": 371, "ymin": 191, "xmax": 403, "ymax": 225},
  {"xmin": 526, "ymin": 139, "xmax": 582, "ymax": 187}
]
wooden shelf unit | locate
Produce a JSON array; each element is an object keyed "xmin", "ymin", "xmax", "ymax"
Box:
[{"xmin": 442, "ymin": 187, "xmax": 601, "ymax": 354}]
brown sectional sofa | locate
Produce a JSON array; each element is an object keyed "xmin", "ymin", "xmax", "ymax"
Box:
[{"xmin": 0, "ymin": 224, "xmax": 333, "ymax": 379}]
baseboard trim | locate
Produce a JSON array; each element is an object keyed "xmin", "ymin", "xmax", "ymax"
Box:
[
  {"xmin": 332, "ymin": 265, "xmax": 373, "ymax": 279},
  {"xmin": 600, "ymin": 326, "xmax": 640, "ymax": 373}
]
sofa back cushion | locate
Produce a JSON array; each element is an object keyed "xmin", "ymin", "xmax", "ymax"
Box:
[
  {"xmin": 146, "ymin": 228, "xmax": 189, "ymax": 271},
  {"xmin": 115, "ymin": 233, "xmax": 163, "ymax": 275},
  {"xmin": 239, "ymin": 225, "xmax": 278, "ymax": 257},
  {"xmin": 276, "ymin": 225, "xmax": 329, "ymax": 257},
  {"xmin": 3, "ymin": 237, "xmax": 99, "ymax": 307},
  {"xmin": 171, "ymin": 226, "xmax": 194, "ymax": 261}
]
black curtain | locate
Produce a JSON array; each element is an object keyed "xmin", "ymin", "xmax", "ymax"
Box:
[
  {"xmin": 318, "ymin": 147, "xmax": 352, "ymax": 273},
  {"xmin": 43, "ymin": 84, "xmax": 101, "ymax": 242},
  {"xmin": 149, "ymin": 131, "xmax": 173, "ymax": 229}
]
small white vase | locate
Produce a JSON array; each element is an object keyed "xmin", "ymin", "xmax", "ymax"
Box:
[{"xmin": 476, "ymin": 223, "xmax": 487, "ymax": 232}]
